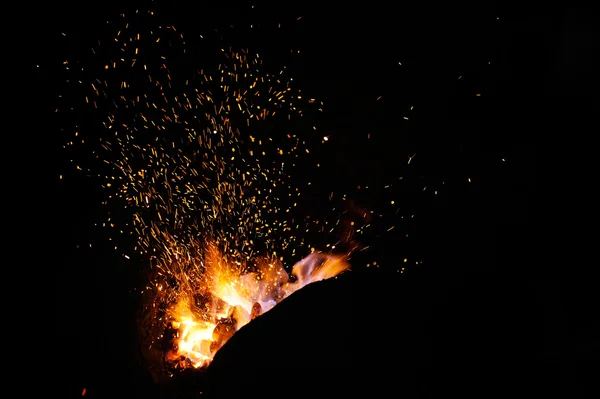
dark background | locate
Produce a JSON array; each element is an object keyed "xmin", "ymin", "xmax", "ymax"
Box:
[{"xmin": 20, "ymin": 1, "xmax": 598, "ymax": 397}]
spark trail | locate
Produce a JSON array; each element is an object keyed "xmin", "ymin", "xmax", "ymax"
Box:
[{"xmin": 59, "ymin": 8, "xmax": 352, "ymax": 374}]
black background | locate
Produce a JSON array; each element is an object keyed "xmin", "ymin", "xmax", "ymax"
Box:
[{"xmin": 19, "ymin": 1, "xmax": 599, "ymax": 397}]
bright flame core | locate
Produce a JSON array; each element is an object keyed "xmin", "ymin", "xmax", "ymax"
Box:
[{"xmin": 164, "ymin": 245, "xmax": 350, "ymax": 369}]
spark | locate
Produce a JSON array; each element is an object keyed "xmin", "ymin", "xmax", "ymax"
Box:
[{"xmin": 59, "ymin": 8, "xmax": 354, "ymax": 373}]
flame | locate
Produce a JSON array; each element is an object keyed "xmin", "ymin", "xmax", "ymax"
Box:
[{"xmin": 164, "ymin": 245, "xmax": 349, "ymax": 369}]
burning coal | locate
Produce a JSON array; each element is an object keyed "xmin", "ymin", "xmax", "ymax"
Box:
[{"xmin": 163, "ymin": 247, "xmax": 349, "ymax": 369}]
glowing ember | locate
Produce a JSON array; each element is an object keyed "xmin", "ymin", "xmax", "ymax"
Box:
[{"xmin": 165, "ymin": 247, "xmax": 349, "ymax": 368}]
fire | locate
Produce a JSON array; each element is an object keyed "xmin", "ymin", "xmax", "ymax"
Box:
[
  {"xmin": 164, "ymin": 245, "xmax": 350, "ymax": 369},
  {"xmin": 58, "ymin": 7, "xmax": 361, "ymax": 377}
]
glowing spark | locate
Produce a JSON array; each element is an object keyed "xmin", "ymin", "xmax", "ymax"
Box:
[{"xmin": 60, "ymin": 8, "xmax": 354, "ymax": 373}]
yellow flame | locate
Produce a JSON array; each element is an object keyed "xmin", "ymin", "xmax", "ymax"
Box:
[{"xmin": 165, "ymin": 247, "xmax": 349, "ymax": 369}]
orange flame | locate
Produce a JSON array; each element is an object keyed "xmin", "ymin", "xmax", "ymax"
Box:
[{"xmin": 164, "ymin": 246, "xmax": 350, "ymax": 369}]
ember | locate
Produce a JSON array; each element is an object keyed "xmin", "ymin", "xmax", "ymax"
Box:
[{"xmin": 163, "ymin": 248, "xmax": 349, "ymax": 369}]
